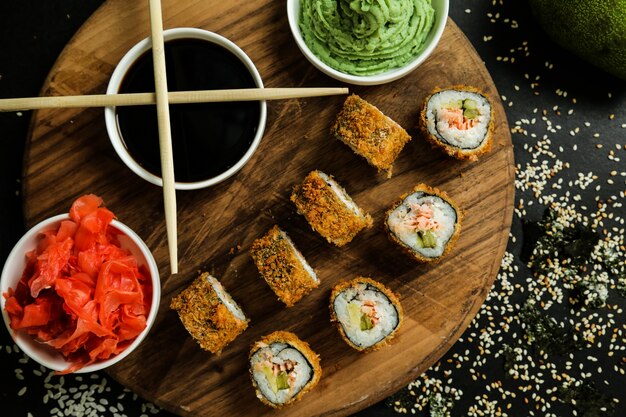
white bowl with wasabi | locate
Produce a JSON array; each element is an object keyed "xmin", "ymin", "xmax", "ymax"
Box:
[{"xmin": 287, "ymin": 0, "xmax": 449, "ymax": 85}]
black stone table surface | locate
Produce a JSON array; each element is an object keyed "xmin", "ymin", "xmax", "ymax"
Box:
[{"xmin": 1, "ymin": 1, "xmax": 625, "ymax": 416}]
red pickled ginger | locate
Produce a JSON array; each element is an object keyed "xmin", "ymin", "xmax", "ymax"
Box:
[{"xmin": 3, "ymin": 194, "xmax": 152, "ymax": 374}]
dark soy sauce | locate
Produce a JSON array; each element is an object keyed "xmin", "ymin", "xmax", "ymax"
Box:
[{"xmin": 116, "ymin": 39, "xmax": 260, "ymax": 183}]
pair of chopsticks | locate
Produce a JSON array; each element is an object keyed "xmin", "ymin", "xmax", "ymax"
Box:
[
  {"xmin": 145, "ymin": 1, "xmax": 346, "ymax": 275},
  {"xmin": 1, "ymin": 0, "xmax": 348, "ymax": 275}
]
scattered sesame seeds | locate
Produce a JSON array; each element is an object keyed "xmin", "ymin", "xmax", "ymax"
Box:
[
  {"xmin": 2, "ymin": 342, "xmax": 162, "ymax": 417},
  {"xmin": 6, "ymin": 1, "xmax": 626, "ymax": 417},
  {"xmin": 388, "ymin": 1, "xmax": 626, "ymax": 416}
]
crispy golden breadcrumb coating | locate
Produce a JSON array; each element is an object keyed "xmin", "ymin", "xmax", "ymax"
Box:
[
  {"xmin": 419, "ymin": 85, "xmax": 494, "ymax": 161},
  {"xmin": 291, "ymin": 170, "xmax": 372, "ymax": 246},
  {"xmin": 331, "ymin": 94, "xmax": 411, "ymax": 177},
  {"xmin": 170, "ymin": 273, "xmax": 248, "ymax": 354},
  {"xmin": 385, "ymin": 183, "xmax": 463, "ymax": 263},
  {"xmin": 250, "ymin": 226, "xmax": 318, "ymax": 307},
  {"xmin": 249, "ymin": 331, "xmax": 322, "ymax": 408},
  {"xmin": 329, "ymin": 277, "xmax": 404, "ymax": 353}
]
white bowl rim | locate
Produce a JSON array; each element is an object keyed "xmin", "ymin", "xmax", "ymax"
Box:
[
  {"xmin": 0, "ymin": 214, "xmax": 161, "ymax": 373},
  {"xmin": 286, "ymin": 0, "xmax": 450, "ymax": 86},
  {"xmin": 104, "ymin": 27, "xmax": 267, "ymax": 190}
]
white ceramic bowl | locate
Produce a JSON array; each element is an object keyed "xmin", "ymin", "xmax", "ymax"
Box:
[
  {"xmin": 287, "ymin": 0, "xmax": 449, "ymax": 85},
  {"xmin": 105, "ymin": 28, "xmax": 267, "ymax": 190},
  {"xmin": 0, "ymin": 214, "xmax": 161, "ymax": 373}
]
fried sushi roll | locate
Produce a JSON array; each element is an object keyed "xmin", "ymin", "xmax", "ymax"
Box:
[
  {"xmin": 249, "ymin": 331, "xmax": 322, "ymax": 408},
  {"xmin": 420, "ymin": 86, "xmax": 494, "ymax": 161},
  {"xmin": 170, "ymin": 273, "xmax": 248, "ymax": 354},
  {"xmin": 290, "ymin": 170, "xmax": 372, "ymax": 246},
  {"xmin": 385, "ymin": 184, "xmax": 462, "ymax": 263},
  {"xmin": 250, "ymin": 225, "xmax": 319, "ymax": 307},
  {"xmin": 330, "ymin": 277, "xmax": 403, "ymax": 352},
  {"xmin": 331, "ymin": 94, "xmax": 411, "ymax": 177}
]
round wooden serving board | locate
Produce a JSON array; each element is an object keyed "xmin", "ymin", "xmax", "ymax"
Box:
[{"xmin": 22, "ymin": 0, "xmax": 515, "ymax": 416}]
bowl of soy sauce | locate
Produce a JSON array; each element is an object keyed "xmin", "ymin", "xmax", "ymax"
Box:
[{"xmin": 105, "ymin": 28, "xmax": 267, "ymax": 190}]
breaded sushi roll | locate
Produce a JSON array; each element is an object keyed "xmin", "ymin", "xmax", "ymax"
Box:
[
  {"xmin": 331, "ymin": 94, "xmax": 411, "ymax": 177},
  {"xmin": 420, "ymin": 86, "xmax": 494, "ymax": 161},
  {"xmin": 249, "ymin": 331, "xmax": 321, "ymax": 408},
  {"xmin": 330, "ymin": 277, "xmax": 403, "ymax": 352},
  {"xmin": 291, "ymin": 170, "xmax": 372, "ymax": 246},
  {"xmin": 250, "ymin": 225, "xmax": 319, "ymax": 307},
  {"xmin": 385, "ymin": 184, "xmax": 462, "ymax": 263},
  {"xmin": 170, "ymin": 273, "xmax": 248, "ymax": 354}
]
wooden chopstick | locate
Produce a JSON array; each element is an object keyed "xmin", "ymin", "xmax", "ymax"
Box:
[
  {"xmin": 148, "ymin": 0, "xmax": 178, "ymax": 275},
  {"xmin": 0, "ymin": 88, "xmax": 349, "ymax": 112}
]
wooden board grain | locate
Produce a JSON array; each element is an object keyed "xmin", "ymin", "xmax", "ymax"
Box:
[{"xmin": 22, "ymin": 0, "xmax": 515, "ymax": 416}]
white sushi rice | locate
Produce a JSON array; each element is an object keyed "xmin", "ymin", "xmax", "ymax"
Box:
[
  {"xmin": 206, "ymin": 275, "xmax": 247, "ymax": 322},
  {"xmin": 386, "ymin": 192, "xmax": 458, "ymax": 258},
  {"xmin": 317, "ymin": 171, "xmax": 362, "ymax": 217},
  {"xmin": 280, "ymin": 230, "xmax": 319, "ymax": 283},
  {"xmin": 250, "ymin": 342, "xmax": 313, "ymax": 405},
  {"xmin": 333, "ymin": 282, "xmax": 400, "ymax": 349},
  {"xmin": 426, "ymin": 90, "xmax": 491, "ymax": 149}
]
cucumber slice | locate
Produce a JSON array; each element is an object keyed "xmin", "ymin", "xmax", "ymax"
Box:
[
  {"xmin": 463, "ymin": 108, "xmax": 479, "ymax": 119},
  {"xmin": 446, "ymin": 99, "xmax": 463, "ymax": 108},
  {"xmin": 462, "ymin": 98, "xmax": 479, "ymax": 119},
  {"xmin": 276, "ymin": 372, "xmax": 290, "ymax": 391},
  {"xmin": 262, "ymin": 365, "xmax": 279, "ymax": 393},
  {"xmin": 422, "ymin": 230, "xmax": 437, "ymax": 248},
  {"xmin": 463, "ymin": 98, "xmax": 478, "ymax": 109},
  {"xmin": 417, "ymin": 230, "xmax": 437, "ymax": 248},
  {"xmin": 262, "ymin": 366, "xmax": 290, "ymax": 393},
  {"xmin": 347, "ymin": 301, "xmax": 361, "ymax": 327},
  {"xmin": 416, "ymin": 232, "xmax": 425, "ymax": 248},
  {"xmin": 360, "ymin": 314, "xmax": 374, "ymax": 330}
]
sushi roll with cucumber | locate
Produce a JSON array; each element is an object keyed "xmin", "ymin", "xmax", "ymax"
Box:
[
  {"xmin": 249, "ymin": 331, "xmax": 321, "ymax": 408},
  {"xmin": 330, "ymin": 277, "xmax": 403, "ymax": 352},
  {"xmin": 385, "ymin": 184, "xmax": 462, "ymax": 263},
  {"xmin": 420, "ymin": 86, "xmax": 494, "ymax": 161},
  {"xmin": 250, "ymin": 225, "xmax": 319, "ymax": 307},
  {"xmin": 170, "ymin": 273, "xmax": 248, "ymax": 354},
  {"xmin": 291, "ymin": 170, "xmax": 372, "ymax": 246}
]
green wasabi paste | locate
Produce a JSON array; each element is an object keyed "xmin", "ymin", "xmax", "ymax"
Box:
[{"xmin": 299, "ymin": 0, "xmax": 436, "ymax": 76}]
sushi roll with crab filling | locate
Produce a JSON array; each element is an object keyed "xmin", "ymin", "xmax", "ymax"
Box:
[
  {"xmin": 249, "ymin": 331, "xmax": 321, "ymax": 408},
  {"xmin": 420, "ymin": 86, "xmax": 494, "ymax": 161},
  {"xmin": 170, "ymin": 273, "xmax": 248, "ymax": 354},
  {"xmin": 250, "ymin": 225, "xmax": 319, "ymax": 307},
  {"xmin": 331, "ymin": 94, "xmax": 412, "ymax": 177},
  {"xmin": 291, "ymin": 170, "xmax": 372, "ymax": 246},
  {"xmin": 385, "ymin": 184, "xmax": 462, "ymax": 263},
  {"xmin": 330, "ymin": 277, "xmax": 403, "ymax": 352}
]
